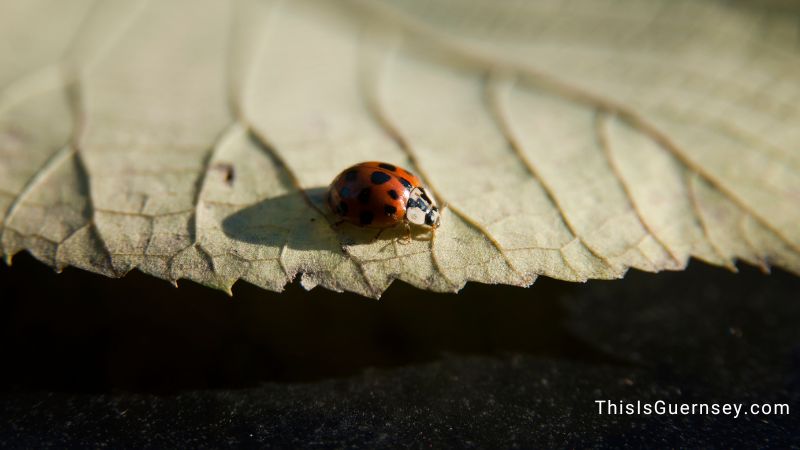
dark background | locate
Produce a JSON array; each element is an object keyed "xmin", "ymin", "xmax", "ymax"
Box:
[{"xmin": 0, "ymin": 252, "xmax": 798, "ymax": 447}]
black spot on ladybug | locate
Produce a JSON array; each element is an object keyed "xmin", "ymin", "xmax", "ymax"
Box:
[
  {"xmin": 384, "ymin": 204, "xmax": 397, "ymax": 215},
  {"xmin": 360, "ymin": 210, "xmax": 374, "ymax": 225},
  {"xmin": 398, "ymin": 177, "xmax": 413, "ymax": 189},
  {"xmin": 387, "ymin": 189, "xmax": 399, "ymax": 200},
  {"xmin": 345, "ymin": 170, "xmax": 358, "ymax": 182},
  {"xmin": 338, "ymin": 201, "xmax": 348, "ymax": 215},
  {"xmin": 357, "ymin": 187, "xmax": 371, "ymax": 204},
  {"xmin": 378, "ymin": 163, "xmax": 396, "ymax": 172},
  {"xmin": 371, "ymin": 171, "xmax": 391, "ymax": 185},
  {"xmin": 340, "ymin": 186, "xmax": 351, "ymax": 198},
  {"xmin": 425, "ymin": 213, "xmax": 435, "ymax": 226}
]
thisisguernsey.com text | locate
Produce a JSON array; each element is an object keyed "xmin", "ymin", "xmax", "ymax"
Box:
[{"xmin": 595, "ymin": 400, "xmax": 789, "ymax": 419}]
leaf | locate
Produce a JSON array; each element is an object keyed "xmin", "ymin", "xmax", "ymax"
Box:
[{"xmin": 1, "ymin": 0, "xmax": 799, "ymax": 298}]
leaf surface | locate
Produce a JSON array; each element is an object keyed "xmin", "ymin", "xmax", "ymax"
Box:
[{"xmin": 1, "ymin": 0, "xmax": 799, "ymax": 297}]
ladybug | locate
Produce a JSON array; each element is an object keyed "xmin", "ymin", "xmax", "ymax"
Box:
[{"xmin": 327, "ymin": 161, "xmax": 441, "ymax": 233}]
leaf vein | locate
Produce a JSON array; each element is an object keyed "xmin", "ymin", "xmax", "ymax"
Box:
[
  {"xmin": 485, "ymin": 71, "xmax": 615, "ymax": 275},
  {"xmin": 593, "ymin": 110, "xmax": 682, "ymax": 267},
  {"xmin": 362, "ymin": 44, "xmax": 529, "ymax": 286}
]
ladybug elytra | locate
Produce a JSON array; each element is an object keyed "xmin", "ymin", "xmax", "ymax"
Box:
[{"xmin": 327, "ymin": 161, "xmax": 441, "ymax": 232}]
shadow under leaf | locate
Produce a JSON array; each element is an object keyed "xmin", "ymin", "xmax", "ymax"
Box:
[{"xmin": 0, "ymin": 252, "xmax": 618, "ymax": 394}]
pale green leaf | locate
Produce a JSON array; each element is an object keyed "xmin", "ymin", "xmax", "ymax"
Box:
[{"xmin": 1, "ymin": 0, "xmax": 799, "ymax": 298}]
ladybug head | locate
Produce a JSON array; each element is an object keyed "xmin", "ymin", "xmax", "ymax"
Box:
[{"xmin": 405, "ymin": 187, "xmax": 441, "ymax": 228}]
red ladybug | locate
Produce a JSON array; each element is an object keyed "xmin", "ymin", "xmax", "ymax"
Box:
[{"xmin": 327, "ymin": 161, "xmax": 441, "ymax": 231}]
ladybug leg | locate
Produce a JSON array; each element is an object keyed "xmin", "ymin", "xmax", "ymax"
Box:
[
  {"xmin": 372, "ymin": 228, "xmax": 386, "ymax": 241},
  {"xmin": 434, "ymin": 202, "xmax": 447, "ymax": 230},
  {"xmin": 398, "ymin": 223, "xmax": 412, "ymax": 245}
]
